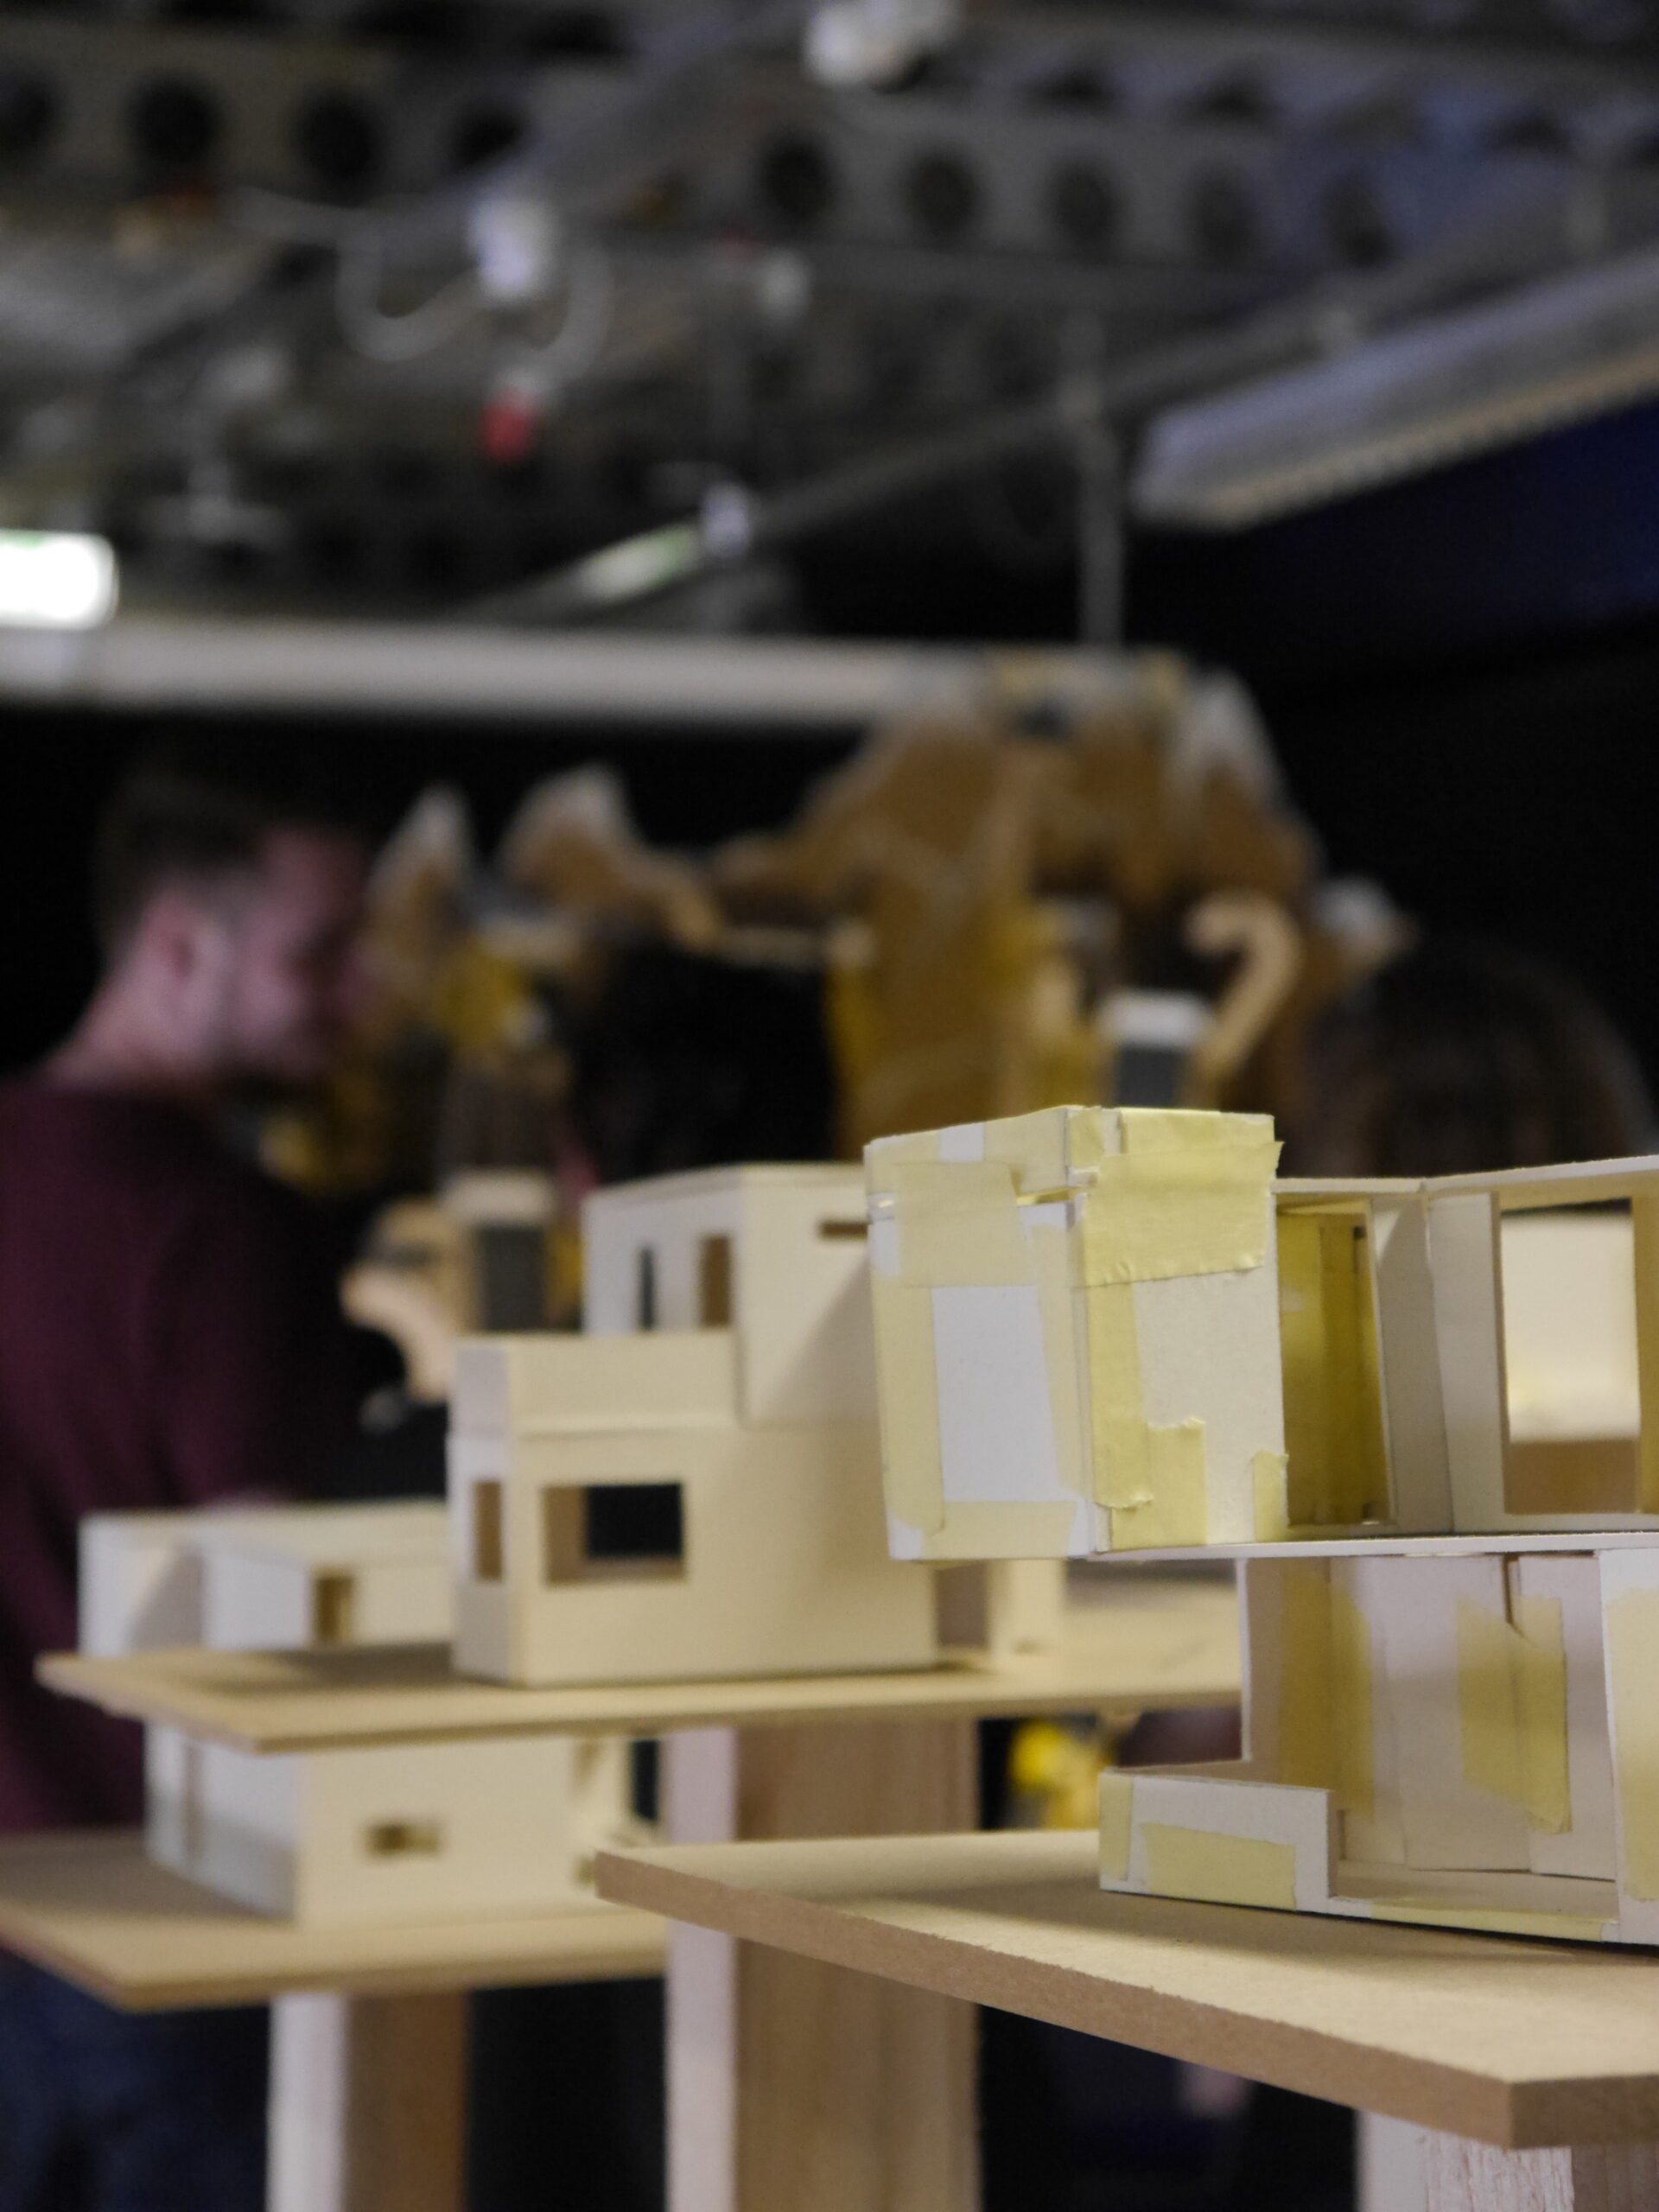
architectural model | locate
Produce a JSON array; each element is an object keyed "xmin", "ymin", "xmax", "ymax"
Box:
[
  {"xmin": 84, "ymin": 1500, "xmax": 634, "ymax": 1926},
  {"xmin": 448, "ymin": 1164, "xmax": 941, "ymax": 1687},
  {"xmin": 866, "ymin": 1104, "xmax": 1659, "ymax": 1944}
]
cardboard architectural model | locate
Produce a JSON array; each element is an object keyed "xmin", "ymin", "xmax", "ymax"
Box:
[
  {"xmin": 866, "ymin": 1104, "xmax": 1659, "ymax": 1945},
  {"xmin": 449, "ymin": 1165, "xmax": 940, "ymax": 1686},
  {"xmin": 84, "ymin": 1501, "xmax": 633, "ymax": 1926}
]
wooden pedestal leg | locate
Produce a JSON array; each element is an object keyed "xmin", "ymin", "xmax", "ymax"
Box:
[
  {"xmin": 665, "ymin": 1719, "xmax": 981, "ymax": 2212},
  {"xmin": 1359, "ymin": 2122, "xmax": 1659, "ymax": 2212},
  {"xmin": 267, "ymin": 1989, "xmax": 468, "ymax": 2212}
]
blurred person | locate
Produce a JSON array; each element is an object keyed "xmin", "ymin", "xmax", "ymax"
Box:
[
  {"xmin": 1287, "ymin": 936, "xmax": 1654, "ymax": 1177},
  {"xmin": 0, "ymin": 754, "xmax": 378, "ymax": 2212}
]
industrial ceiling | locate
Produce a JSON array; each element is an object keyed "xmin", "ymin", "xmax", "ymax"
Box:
[{"xmin": 7, "ymin": 0, "xmax": 1659, "ymax": 635}]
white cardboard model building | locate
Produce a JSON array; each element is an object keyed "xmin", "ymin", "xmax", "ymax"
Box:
[
  {"xmin": 449, "ymin": 1165, "xmax": 940, "ymax": 1687},
  {"xmin": 865, "ymin": 1105, "xmax": 1659, "ymax": 1946},
  {"xmin": 83, "ymin": 1500, "xmax": 633, "ymax": 1926},
  {"xmin": 79, "ymin": 1500, "xmax": 452, "ymax": 1658}
]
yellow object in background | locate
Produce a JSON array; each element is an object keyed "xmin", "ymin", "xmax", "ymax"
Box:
[{"xmin": 1007, "ymin": 1719, "xmax": 1109, "ymax": 1830}]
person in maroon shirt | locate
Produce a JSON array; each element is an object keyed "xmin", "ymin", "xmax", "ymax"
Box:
[{"xmin": 0, "ymin": 758, "xmax": 374, "ymax": 2212}]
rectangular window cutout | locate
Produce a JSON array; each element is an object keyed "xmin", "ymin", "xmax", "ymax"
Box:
[
  {"xmin": 698, "ymin": 1234, "xmax": 733, "ymax": 1326},
  {"xmin": 1502, "ymin": 1205, "xmax": 1640, "ymax": 1514},
  {"xmin": 473, "ymin": 1479, "xmax": 505, "ymax": 1581},
  {"xmin": 365, "ymin": 1820, "xmax": 443, "ymax": 1858},
  {"xmin": 476, "ymin": 1223, "xmax": 549, "ymax": 1331},
  {"xmin": 817, "ymin": 1218, "xmax": 866, "ymax": 1241},
  {"xmin": 311, "ymin": 1571, "xmax": 357, "ymax": 1646},
  {"xmin": 543, "ymin": 1482, "xmax": 685, "ymax": 1584},
  {"xmin": 1279, "ymin": 1205, "xmax": 1389, "ymax": 1528},
  {"xmin": 635, "ymin": 1247, "xmax": 658, "ymax": 1331}
]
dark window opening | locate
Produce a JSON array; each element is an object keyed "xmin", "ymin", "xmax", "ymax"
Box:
[
  {"xmin": 698, "ymin": 1234, "xmax": 733, "ymax": 1325},
  {"xmin": 543, "ymin": 1482, "xmax": 685, "ymax": 1584}
]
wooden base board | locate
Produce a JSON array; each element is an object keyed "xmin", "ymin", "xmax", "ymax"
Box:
[
  {"xmin": 36, "ymin": 1580, "xmax": 1237, "ymax": 1753},
  {"xmin": 595, "ymin": 1827, "xmax": 1659, "ymax": 2150},
  {"xmin": 0, "ymin": 1829, "xmax": 664, "ymax": 2009}
]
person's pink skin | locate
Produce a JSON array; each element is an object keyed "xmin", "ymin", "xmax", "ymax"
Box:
[{"xmin": 47, "ymin": 826, "xmax": 370, "ymax": 1109}]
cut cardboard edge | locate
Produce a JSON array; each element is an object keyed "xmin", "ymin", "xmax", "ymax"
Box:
[{"xmin": 36, "ymin": 1630, "xmax": 1241, "ymax": 1754}]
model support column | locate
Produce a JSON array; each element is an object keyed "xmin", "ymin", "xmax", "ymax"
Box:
[
  {"xmin": 664, "ymin": 1718, "xmax": 980, "ymax": 2212},
  {"xmin": 268, "ymin": 1988, "xmax": 468, "ymax": 2212}
]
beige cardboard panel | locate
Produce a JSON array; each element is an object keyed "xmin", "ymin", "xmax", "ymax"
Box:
[
  {"xmin": 1370, "ymin": 1198, "xmax": 1453, "ymax": 1533},
  {"xmin": 454, "ymin": 1423, "xmax": 938, "ymax": 1688},
  {"xmin": 1098, "ymin": 1773, "xmax": 1134, "ymax": 1883},
  {"xmin": 1078, "ymin": 1143, "xmax": 1279, "ymax": 1287},
  {"xmin": 1375, "ymin": 1556, "xmax": 1531, "ymax": 1872},
  {"xmin": 1109, "ymin": 1423, "xmax": 1208, "ymax": 1553},
  {"xmin": 1134, "ymin": 1255, "xmax": 1284, "ymax": 1545},
  {"xmin": 1514, "ymin": 1554, "xmax": 1616, "ymax": 1881},
  {"xmin": 454, "ymin": 1330, "xmax": 738, "ymax": 1436},
  {"xmin": 1330, "ymin": 1583, "xmax": 1375, "ymax": 1827},
  {"xmin": 863, "ymin": 1129, "xmax": 945, "ymax": 1195},
  {"xmin": 1252, "ymin": 1452, "xmax": 1290, "ymax": 1541},
  {"xmin": 1428, "ymin": 1194, "xmax": 1510, "ymax": 1533},
  {"xmin": 1510, "ymin": 1595, "xmax": 1571, "ymax": 1836},
  {"xmin": 1086, "ymin": 1281, "xmax": 1150, "ymax": 1511},
  {"xmin": 1637, "ymin": 1196, "xmax": 1659, "ymax": 1513},
  {"xmin": 982, "ymin": 1110, "xmax": 1073, "ymax": 1197},
  {"xmin": 1031, "ymin": 1221, "xmax": 1088, "ymax": 1503},
  {"xmin": 1120, "ymin": 1771, "xmax": 1335, "ymax": 1912},
  {"xmin": 932, "ymin": 1283, "xmax": 1068, "ymax": 1513},
  {"xmin": 918, "ymin": 1502, "xmax": 1081, "ymax": 1562},
  {"xmin": 870, "ymin": 1276, "xmax": 946, "ymax": 1540},
  {"xmin": 889, "ymin": 1161, "xmax": 1032, "ymax": 1288},
  {"xmin": 1277, "ymin": 1560, "xmax": 1334, "ymax": 1792},
  {"xmin": 1455, "ymin": 1598, "xmax": 1528, "ymax": 1809},
  {"xmin": 1141, "ymin": 1825, "xmax": 1298, "ymax": 1911},
  {"xmin": 1601, "ymin": 1551, "xmax": 1659, "ymax": 1930},
  {"xmin": 1334, "ymin": 1556, "xmax": 1405, "ymax": 1866}
]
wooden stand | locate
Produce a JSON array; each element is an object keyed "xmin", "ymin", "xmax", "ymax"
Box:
[
  {"xmin": 599, "ymin": 1827, "xmax": 1659, "ymax": 2212},
  {"xmin": 35, "ymin": 1577, "xmax": 1236, "ymax": 2212},
  {"xmin": 0, "ymin": 1829, "xmax": 664, "ymax": 2212},
  {"xmin": 270, "ymin": 1990, "xmax": 468, "ymax": 2212},
  {"xmin": 665, "ymin": 1719, "xmax": 978, "ymax": 2212}
]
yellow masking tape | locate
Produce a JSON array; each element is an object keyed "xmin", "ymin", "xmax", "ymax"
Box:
[
  {"xmin": 1456, "ymin": 1599, "xmax": 1524, "ymax": 1808},
  {"xmin": 1064, "ymin": 1108, "xmax": 1115, "ymax": 1173},
  {"xmin": 1119, "ymin": 1108, "xmax": 1275, "ymax": 1154},
  {"xmin": 1141, "ymin": 1823, "xmax": 1298, "ymax": 1912},
  {"xmin": 1109, "ymin": 1420, "xmax": 1208, "ymax": 1551},
  {"xmin": 1098, "ymin": 1771, "xmax": 1134, "ymax": 1882},
  {"xmin": 869, "ymin": 1274, "xmax": 944, "ymax": 1536},
  {"xmin": 1607, "ymin": 1588, "xmax": 1659, "ymax": 1900},
  {"xmin": 863, "ymin": 1128, "xmax": 943, "ymax": 1194},
  {"xmin": 1032, "ymin": 1220, "xmax": 1088, "ymax": 1502},
  {"xmin": 1252, "ymin": 1450, "xmax": 1290, "ymax": 1541},
  {"xmin": 1078, "ymin": 1147, "xmax": 1279, "ymax": 1287},
  {"xmin": 1368, "ymin": 1900, "xmax": 1611, "ymax": 1942},
  {"xmin": 1331, "ymin": 1585, "xmax": 1376, "ymax": 1824},
  {"xmin": 1278, "ymin": 1206, "xmax": 1386, "ymax": 1528},
  {"xmin": 1512, "ymin": 1594, "xmax": 1571, "ymax": 1837},
  {"xmin": 1086, "ymin": 1281, "xmax": 1149, "ymax": 1510},
  {"xmin": 1276, "ymin": 1562, "xmax": 1334, "ymax": 1793},
  {"xmin": 917, "ymin": 1501, "xmax": 1079, "ymax": 1560},
  {"xmin": 1635, "ymin": 1197, "xmax": 1659, "ymax": 1513},
  {"xmin": 890, "ymin": 1160, "xmax": 1033, "ymax": 1286},
  {"xmin": 982, "ymin": 1109, "xmax": 1072, "ymax": 1198}
]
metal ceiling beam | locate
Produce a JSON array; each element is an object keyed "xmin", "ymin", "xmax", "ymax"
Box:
[
  {"xmin": 468, "ymin": 179, "xmax": 1624, "ymax": 623},
  {"xmin": 0, "ymin": 613, "xmax": 1059, "ymax": 727}
]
